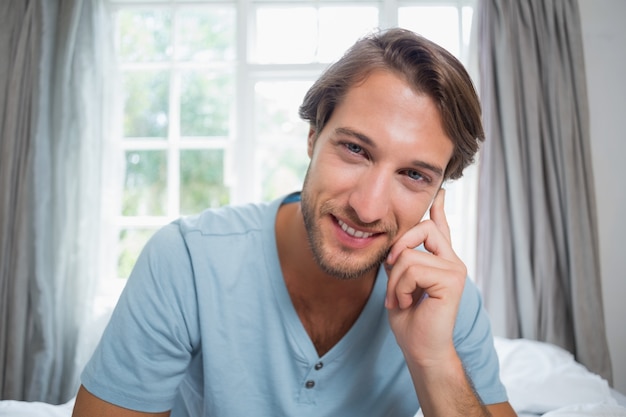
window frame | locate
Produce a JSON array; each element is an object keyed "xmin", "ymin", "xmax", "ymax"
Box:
[{"xmin": 108, "ymin": 0, "xmax": 478, "ymax": 281}]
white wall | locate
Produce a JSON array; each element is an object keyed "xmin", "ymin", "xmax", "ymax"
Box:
[{"xmin": 578, "ymin": 0, "xmax": 626, "ymax": 394}]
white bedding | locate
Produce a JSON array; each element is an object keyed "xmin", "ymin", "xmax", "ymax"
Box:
[
  {"xmin": 0, "ymin": 338, "xmax": 624, "ymax": 416},
  {"xmin": 0, "ymin": 397, "xmax": 74, "ymax": 417},
  {"xmin": 494, "ymin": 337, "xmax": 626, "ymax": 416}
]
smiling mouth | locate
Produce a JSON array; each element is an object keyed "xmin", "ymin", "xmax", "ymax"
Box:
[{"xmin": 337, "ymin": 219, "xmax": 376, "ymax": 239}]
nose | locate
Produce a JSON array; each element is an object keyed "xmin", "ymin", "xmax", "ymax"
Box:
[{"xmin": 347, "ymin": 169, "xmax": 391, "ymax": 224}]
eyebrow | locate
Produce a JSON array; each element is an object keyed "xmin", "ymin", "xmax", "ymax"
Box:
[
  {"xmin": 334, "ymin": 127, "xmax": 446, "ymax": 179},
  {"xmin": 336, "ymin": 127, "xmax": 375, "ymax": 148}
]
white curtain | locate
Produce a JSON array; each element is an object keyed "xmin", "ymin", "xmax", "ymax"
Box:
[
  {"xmin": 475, "ymin": 0, "xmax": 612, "ymax": 383},
  {"xmin": 0, "ymin": 0, "xmax": 116, "ymax": 403}
]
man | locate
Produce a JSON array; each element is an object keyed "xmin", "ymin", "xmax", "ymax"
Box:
[{"xmin": 73, "ymin": 28, "xmax": 517, "ymax": 416}]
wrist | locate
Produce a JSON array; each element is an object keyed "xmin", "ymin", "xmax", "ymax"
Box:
[
  {"xmin": 407, "ymin": 354, "xmax": 488, "ymax": 416},
  {"xmin": 401, "ymin": 341, "xmax": 459, "ymax": 371}
]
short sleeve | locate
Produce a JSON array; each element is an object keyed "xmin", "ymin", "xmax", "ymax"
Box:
[
  {"xmin": 80, "ymin": 221, "xmax": 200, "ymax": 412},
  {"xmin": 453, "ymin": 278, "xmax": 509, "ymax": 405}
]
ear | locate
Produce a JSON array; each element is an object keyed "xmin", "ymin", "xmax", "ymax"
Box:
[{"xmin": 307, "ymin": 127, "xmax": 317, "ymax": 158}]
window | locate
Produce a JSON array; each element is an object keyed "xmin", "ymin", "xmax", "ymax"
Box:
[{"xmin": 107, "ymin": 0, "xmax": 478, "ymax": 286}]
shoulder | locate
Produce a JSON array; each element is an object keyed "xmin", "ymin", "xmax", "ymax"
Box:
[
  {"xmin": 139, "ymin": 200, "xmax": 275, "ymax": 262},
  {"xmin": 138, "ymin": 198, "xmax": 287, "ymax": 282},
  {"xmin": 177, "ymin": 200, "xmax": 274, "ymax": 237}
]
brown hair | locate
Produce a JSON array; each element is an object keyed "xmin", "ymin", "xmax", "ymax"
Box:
[{"xmin": 298, "ymin": 28, "xmax": 484, "ymax": 180}]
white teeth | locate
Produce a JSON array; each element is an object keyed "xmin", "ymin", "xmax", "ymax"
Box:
[{"xmin": 338, "ymin": 219, "xmax": 374, "ymax": 239}]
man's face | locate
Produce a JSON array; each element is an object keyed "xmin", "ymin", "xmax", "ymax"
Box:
[{"xmin": 300, "ymin": 70, "xmax": 454, "ymax": 280}]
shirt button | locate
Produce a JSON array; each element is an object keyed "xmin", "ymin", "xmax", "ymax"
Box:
[
  {"xmin": 305, "ymin": 380, "xmax": 315, "ymax": 389},
  {"xmin": 314, "ymin": 362, "xmax": 323, "ymax": 370}
]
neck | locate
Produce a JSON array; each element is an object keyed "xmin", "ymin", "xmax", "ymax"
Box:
[{"xmin": 275, "ymin": 201, "xmax": 378, "ymax": 356}]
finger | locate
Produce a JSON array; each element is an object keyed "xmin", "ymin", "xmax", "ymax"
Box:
[
  {"xmin": 385, "ymin": 249, "xmax": 463, "ymax": 309},
  {"xmin": 387, "ymin": 263, "xmax": 452, "ymax": 309},
  {"xmin": 429, "ymin": 188, "xmax": 451, "ymax": 243},
  {"xmin": 384, "ymin": 250, "xmax": 432, "ymax": 308},
  {"xmin": 386, "ymin": 220, "xmax": 455, "ymax": 266},
  {"xmin": 387, "ymin": 247, "xmax": 447, "ymax": 274}
]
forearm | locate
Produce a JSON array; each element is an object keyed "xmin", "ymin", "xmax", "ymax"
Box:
[{"xmin": 407, "ymin": 353, "xmax": 491, "ymax": 417}]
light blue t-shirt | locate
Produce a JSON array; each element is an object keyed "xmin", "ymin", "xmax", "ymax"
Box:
[{"xmin": 81, "ymin": 194, "xmax": 507, "ymax": 416}]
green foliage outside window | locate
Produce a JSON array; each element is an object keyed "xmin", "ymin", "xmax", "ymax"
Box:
[
  {"xmin": 180, "ymin": 72, "xmax": 233, "ymax": 137},
  {"xmin": 117, "ymin": 9, "xmax": 172, "ymax": 62},
  {"xmin": 123, "ymin": 150, "xmax": 167, "ymax": 216},
  {"xmin": 180, "ymin": 149, "xmax": 229, "ymax": 214},
  {"xmin": 117, "ymin": 228, "xmax": 158, "ymax": 280},
  {"xmin": 176, "ymin": 8, "xmax": 235, "ymax": 61},
  {"xmin": 123, "ymin": 71, "xmax": 169, "ymax": 138}
]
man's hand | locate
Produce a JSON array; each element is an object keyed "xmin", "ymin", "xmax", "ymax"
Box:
[
  {"xmin": 385, "ymin": 189, "xmax": 467, "ymax": 367},
  {"xmin": 384, "ymin": 190, "xmax": 517, "ymax": 416}
]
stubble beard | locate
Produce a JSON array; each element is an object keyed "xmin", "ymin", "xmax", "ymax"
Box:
[{"xmin": 300, "ymin": 181, "xmax": 393, "ymax": 281}]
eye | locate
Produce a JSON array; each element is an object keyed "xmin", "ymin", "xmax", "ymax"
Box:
[
  {"xmin": 345, "ymin": 142, "xmax": 363, "ymax": 154},
  {"xmin": 404, "ymin": 169, "xmax": 428, "ymax": 182}
]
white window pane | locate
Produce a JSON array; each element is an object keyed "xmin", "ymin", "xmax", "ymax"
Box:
[
  {"xmin": 253, "ymin": 7, "xmax": 317, "ymax": 64},
  {"xmin": 255, "ymin": 80, "xmax": 312, "ymax": 141},
  {"xmin": 255, "ymin": 80, "xmax": 312, "ymax": 200},
  {"xmin": 180, "ymin": 71, "xmax": 234, "ymax": 137},
  {"xmin": 258, "ymin": 146, "xmax": 309, "ymax": 201},
  {"xmin": 318, "ymin": 6, "xmax": 379, "ymax": 62},
  {"xmin": 180, "ymin": 149, "xmax": 230, "ymax": 214},
  {"xmin": 461, "ymin": 6, "xmax": 474, "ymax": 61},
  {"xmin": 122, "ymin": 70, "xmax": 169, "ymax": 138},
  {"xmin": 123, "ymin": 150, "xmax": 167, "ymax": 216},
  {"xmin": 175, "ymin": 7, "xmax": 236, "ymax": 62},
  {"xmin": 118, "ymin": 228, "xmax": 158, "ymax": 279},
  {"xmin": 116, "ymin": 9, "xmax": 172, "ymax": 62},
  {"xmin": 398, "ymin": 6, "xmax": 460, "ymax": 57}
]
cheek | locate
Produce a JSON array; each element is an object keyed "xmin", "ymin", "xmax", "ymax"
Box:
[
  {"xmin": 393, "ymin": 194, "xmax": 434, "ymax": 232},
  {"xmin": 308, "ymin": 153, "xmax": 362, "ymax": 191}
]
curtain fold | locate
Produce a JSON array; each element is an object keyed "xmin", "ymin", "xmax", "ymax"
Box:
[
  {"xmin": 476, "ymin": 0, "xmax": 612, "ymax": 383},
  {"xmin": 0, "ymin": 0, "xmax": 42, "ymax": 401},
  {"xmin": 0, "ymin": 0, "xmax": 115, "ymax": 403}
]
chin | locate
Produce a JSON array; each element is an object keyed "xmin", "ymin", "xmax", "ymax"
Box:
[{"xmin": 314, "ymin": 247, "xmax": 387, "ymax": 281}]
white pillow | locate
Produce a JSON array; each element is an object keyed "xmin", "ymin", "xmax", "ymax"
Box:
[
  {"xmin": 0, "ymin": 398, "xmax": 74, "ymax": 417},
  {"xmin": 494, "ymin": 337, "xmax": 616, "ymax": 414},
  {"xmin": 543, "ymin": 403, "xmax": 626, "ymax": 417}
]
